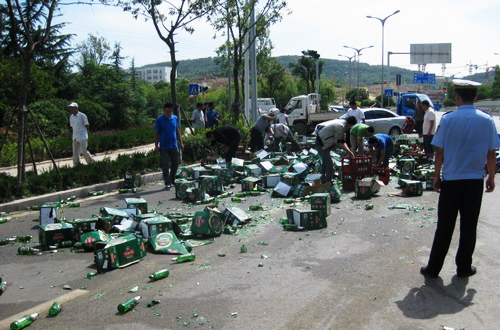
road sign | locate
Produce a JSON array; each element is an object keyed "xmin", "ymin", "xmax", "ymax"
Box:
[
  {"xmin": 189, "ymin": 84, "xmax": 199, "ymax": 95},
  {"xmin": 413, "ymin": 73, "xmax": 436, "ymax": 84},
  {"xmin": 384, "ymin": 89, "xmax": 394, "ymax": 98}
]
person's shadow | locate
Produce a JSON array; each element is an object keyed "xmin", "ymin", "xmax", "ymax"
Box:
[{"xmin": 395, "ymin": 276, "xmax": 476, "ymax": 319}]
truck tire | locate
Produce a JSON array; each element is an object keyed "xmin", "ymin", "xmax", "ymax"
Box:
[
  {"xmin": 388, "ymin": 126, "xmax": 401, "ymax": 137},
  {"xmin": 294, "ymin": 122, "xmax": 308, "ymax": 136}
]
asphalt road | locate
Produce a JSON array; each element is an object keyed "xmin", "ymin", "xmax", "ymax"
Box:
[{"xmin": 1, "ymin": 165, "xmax": 500, "ymax": 329}]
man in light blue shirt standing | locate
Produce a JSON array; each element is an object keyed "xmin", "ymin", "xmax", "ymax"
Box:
[
  {"xmin": 155, "ymin": 103, "xmax": 184, "ymax": 191},
  {"xmin": 420, "ymin": 79, "xmax": 500, "ymax": 279}
]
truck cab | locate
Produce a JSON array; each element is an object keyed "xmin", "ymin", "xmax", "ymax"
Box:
[
  {"xmin": 285, "ymin": 94, "xmax": 341, "ymax": 135},
  {"xmin": 396, "ymin": 93, "xmax": 442, "ymax": 117}
]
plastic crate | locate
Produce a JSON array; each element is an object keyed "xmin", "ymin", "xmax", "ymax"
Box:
[
  {"xmin": 402, "ymin": 151, "xmax": 429, "ymax": 165},
  {"xmin": 341, "ymin": 156, "xmax": 372, "ymax": 175},
  {"xmin": 372, "ymin": 167, "xmax": 390, "ymax": 185},
  {"xmin": 342, "ymin": 173, "xmax": 369, "ymax": 191}
]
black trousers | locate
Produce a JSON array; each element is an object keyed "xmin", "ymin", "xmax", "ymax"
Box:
[
  {"xmin": 225, "ymin": 132, "xmax": 241, "ymax": 163},
  {"xmin": 426, "ymin": 179, "xmax": 484, "ymax": 276},
  {"xmin": 250, "ymin": 127, "xmax": 263, "ymax": 152}
]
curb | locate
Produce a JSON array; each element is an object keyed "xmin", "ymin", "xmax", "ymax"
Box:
[{"xmin": 0, "ymin": 172, "xmax": 164, "ymax": 214}]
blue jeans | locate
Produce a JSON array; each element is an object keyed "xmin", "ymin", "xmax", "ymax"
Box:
[{"xmin": 160, "ymin": 148, "xmax": 179, "ymax": 185}]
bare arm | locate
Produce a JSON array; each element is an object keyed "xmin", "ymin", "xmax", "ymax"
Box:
[
  {"xmin": 485, "ymin": 149, "xmax": 496, "ymax": 192},
  {"xmin": 433, "ymin": 147, "xmax": 444, "ymax": 192},
  {"xmin": 337, "ymin": 142, "xmax": 354, "ymax": 158}
]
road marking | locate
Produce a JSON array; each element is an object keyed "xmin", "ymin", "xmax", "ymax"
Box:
[{"xmin": 0, "ymin": 289, "xmax": 89, "ymax": 328}]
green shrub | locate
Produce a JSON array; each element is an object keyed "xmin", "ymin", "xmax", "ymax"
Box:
[{"xmin": 443, "ymin": 98, "xmax": 456, "ymax": 107}]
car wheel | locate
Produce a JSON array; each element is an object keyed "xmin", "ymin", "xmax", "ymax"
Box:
[
  {"xmin": 294, "ymin": 122, "xmax": 308, "ymax": 136},
  {"xmin": 389, "ymin": 126, "xmax": 401, "ymax": 137}
]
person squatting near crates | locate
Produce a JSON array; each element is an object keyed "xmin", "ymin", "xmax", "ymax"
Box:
[
  {"xmin": 314, "ymin": 116, "xmax": 357, "ymax": 184},
  {"xmin": 368, "ymin": 134, "xmax": 394, "ymax": 168},
  {"xmin": 206, "ymin": 125, "xmax": 242, "ymax": 164},
  {"xmin": 349, "ymin": 123, "xmax": 375, "ymax": 156},
  {"xmin": 264, "ymin": 123, "xmax": 302, "ymax": 152}
]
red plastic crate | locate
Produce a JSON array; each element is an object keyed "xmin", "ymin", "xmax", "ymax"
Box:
[
  {"xmin": 402, "ymin": 151, "xmax": 429, "ymax": 165},
  {"xmin": 372, "ymin": 167, "xmax": 390, "ymax": 185},
  {"xmin": 341, "ymin": 156, "xmax": 372, "ymax": 175},
  {"xmin": 342, "ymin": 173, "xmax": 369, "ymax": 191}
]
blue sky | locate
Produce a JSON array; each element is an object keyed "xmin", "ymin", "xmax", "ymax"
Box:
[{"xmin": 55, "ymin": 0, "xmax": 500, "ymax": 79}]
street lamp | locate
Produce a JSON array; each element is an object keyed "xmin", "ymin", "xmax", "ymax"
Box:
[
  {"xmin": 367, "ymin": 10, "xmax": 400, "ymax": 108},
  {"xmin": 343, "ymin": 45, "xmax": 373, "ymax": 101},
  {"xmin": 302, "ymin": 50, "xmax": 321, "ymax": 94},
  {"xmin": 339, "ymin": 54, "xmax": 356, "ymax": 89}
]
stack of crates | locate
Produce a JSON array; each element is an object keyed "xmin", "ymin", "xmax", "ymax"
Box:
[
  {"xmin": 341, "ymin": 156, "xmax": 372, "ymax": 190},
  {"xmin": 372, "ymin": 167, "xmax": 390, "ymax": 185}
]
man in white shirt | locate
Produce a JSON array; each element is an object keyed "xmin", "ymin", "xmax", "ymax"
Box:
[
  {"xmin": 68, "ymin": 102, "xmax": 94, "ymax": 166},
  {"xmin": 191, "ymin": 102, "xmax": 205, "ymax": 128},
  {"xmin": 421, "ymin": 100, "xmax": 436, "ymax": 162},
  {"xmin": 346, "ymin": 101, "xmax": 365, "ymax": 147}
]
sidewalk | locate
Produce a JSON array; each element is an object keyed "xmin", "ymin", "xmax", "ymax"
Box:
[{"xmin": 0, "ymin": 144, "xmax": 157, "ymax": 214}]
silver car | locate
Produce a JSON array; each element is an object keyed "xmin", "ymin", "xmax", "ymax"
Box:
[{"xmin": 340, "ymin": 108, "xmax": 406, "ymax": 136}]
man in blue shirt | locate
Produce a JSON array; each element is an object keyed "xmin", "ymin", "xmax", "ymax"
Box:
[
  {"xmin": 420, "ymin": 79, "xmax": 500, "ymax": 279},
  {"xmin": 368, "ymin": 134, "xmax": 394, "ymax": 168},
  {"xmin": 155, "ymin": 103, "xmax": 184, "ymax": 191},
  {"xmin": 206, "ymin": 102, "xmax": 219, "ymax": 128}
]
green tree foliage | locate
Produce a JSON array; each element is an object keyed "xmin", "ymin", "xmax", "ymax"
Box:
[
  {"xmin": 491, "ymin": 65, "xmax": 500, "ymax": 99},
  {"xmin": 346, "ymin": 88, "xmax": 369, "ymax": 102},
  {"xmin": 29, "ymin": 101, "xmax": 68, "ymax": 139},
  {"xmin": 289, "ymin": 56, "xmax": 323, "ymax": 95}
]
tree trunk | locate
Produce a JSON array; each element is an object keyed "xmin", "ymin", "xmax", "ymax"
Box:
[{"xmin": 16, "ymin": 59, "xmax": 32, "ymax": 191}]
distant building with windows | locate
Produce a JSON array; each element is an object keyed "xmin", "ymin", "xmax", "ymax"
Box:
[{"xmin": 133, "ymin": 65, "xmax": 173, "ymax": 83}]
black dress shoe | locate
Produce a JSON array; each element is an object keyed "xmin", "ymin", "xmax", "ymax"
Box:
[
  {"xmin": 457, "ymin": 266, "xmax": 477, "ymax": 278},
  {"xmin": 420, "ymin": 266, "xmax": 438, "ymax": 278}
]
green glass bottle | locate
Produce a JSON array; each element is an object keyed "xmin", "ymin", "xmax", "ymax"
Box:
[
  {"xmin": 249, "ymin": 205, "xmax": 263, "ymax": 211},
  {"xmin": 240, "ymin": 244, "xmax": 247, "ymax": 253},
  {"xmin": 0, "ymin": 280, "xmax": 7, "ymax": 295},
  {"xmin": 58, "ymin": 241, "xmax": 73, "ymax": 247},
  {"xmin": 172, "ymin": 253, "xmax": 196, "ymax": 263},
  {"xmin": 0, "ymin": 238, "xmax": 14, "ymax": 245},
  {"xmin": 18, "ymin": 247, "xmax": 40, "ymax": 255},
  {"xmin": 234, "ymin": 192, "xmax": 246, "ymax": 197},
  {"xmin": 10, "ymin": 313, "xmax": 38, "ymax": 330},
  {"xmin": 283, "ymin": 199, "xmax": 295, "ymax": 204},
  {"xmin": 67, "ymin": 195, "xmax": 76, "ymax": 201},
  {"xmin": 117, "ymin": 296, "xmax": 141, "ymax": 314},
  {"xmin": 0, "ymin": 217, "xmax": 10, "ymax": 224},
  {"xmin": 67, "ymin": 202, "xmax": 80, "ymax": 208},
  {"xmin": 283, "ymin": 224, "xmax": 300, "ymax": 231},
  {"xmin": 16, "ymin": 235, "xmax": 32, "ymax": 242},
  {"xmin": 73, "ymin": 242, "xmax": 83, "ymax": 249},
  {"xmin": 49, "ymin": 302, "xmax": 62, "ymax": 316},
  {"xmin": 149, "ymin": 269, "xmax": 170, "ymax": 281},
  {"xmin": 231, "ymin": 197, "xmax": 244, "ymax": 203}
]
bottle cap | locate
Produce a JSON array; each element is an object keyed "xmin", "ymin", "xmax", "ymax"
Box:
[
  {"xmin": 31, "ymin": 313, "xmax": 39, "ymax": 318},
  {"xmin": 134, "ymin": 296, "xmax": 142, "ymax": 300}
]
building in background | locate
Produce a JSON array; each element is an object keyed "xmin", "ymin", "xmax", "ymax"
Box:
[{"xmin": 133, "ymin": 65, "xmax": 173, "ymax": 83}]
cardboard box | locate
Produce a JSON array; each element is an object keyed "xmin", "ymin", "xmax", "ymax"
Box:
[
  {"xmin": 38, "ymin": 223, "xmax": 76, "ymax": 249},
  {"xmin": 292, "ymin": 183, "xmax": 312, "ymax": 197},
  {"xmin": 149, "ymin": 231, "xmax": 189, "ymax": 254},
  {"xmin": 100, "ymin": 207, "xmax": 137, "ymax": 222},
  {"xmin": 123, "ymin": 198, "xmax": 148, "ymax": 214},
  {"xmin": 176, "ymin": 167, "xmax": 193, "ymax": 180},
  {"xmin": 309, "ymin": 193, "xmax": 331, "ymax": 216},
  {"xmin": 269, "ymin": 165, "xmax": 288, "ymax": 174},
  {"xmin": 175, "ymin": 180, "xmax": 197, "ymax": 199},
  {"xmin": 191, "ymin": 208, "xmax": 225, "ymax": 237},
  {"xmin": 199, "ymin": 175, "xmax": 223, "ymax": 195},
  {"xmin": 124, "ymin": 171, "xmax": 141, "ymax": 188},
  {"xmin": 272, "ymin": 181, "xmax": 293, "ymax": 197},
  {"xmin": 245, "ymin": 164, "xmax": 262, "ymax": 177},
  {"xmin": 400, "ymin": 179, "xmax": 424, "ymax": 196},
  {"xmin": 259, "ymin": 161, "xmax": 274, "ymax": 174},
  {"xmin": 325, "ymin": 185, "xmax": 342, "ymax": 203},
  {"xmin": 80, "ymin": 230, "xmax": 113, "ymax": 251},
  {"xmin": 355, "ymin": 179, "xmax": 372, "ymax": 200},
  {"xmin": 224, "ymin": 207, "xmax": 252, "ymax": 226},
  {"xmin": 40, "ymin": 202, "xmax": 64, "ymax": 226},
  {"xmin": 241, "ymin": 177, "xmax": 262, "ymax": 192},
  {"xmin": 286, "ymin": 208, "xmax": 327, "ymax": 230},
  {"xmin": 398, "ymin": 158, "xmax": 416, "ymax": 174},
  {"xmin": 94, "ymin": 234, "xmax": 147, "ymax": 273},
  {"xmin": 66, "ymin": 217, "xmax": 99, "ymax": 241},
  {"xmin": 280, "ymin": 172, "xmax": 301, "ymax": 186},
  {"xmin": 262, "ymin": 174, "xmax": 281, "ymax": 188},
  {"xmin": 139, "ymin": 217, "xmax": 174, "ymax": 239},
  {"xmin": 185, "ymin": 187, "xmax": 203, "ymax": 203}
]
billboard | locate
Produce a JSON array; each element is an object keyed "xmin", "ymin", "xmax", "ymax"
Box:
[{"xmin": 410, "ymin": 43, "xmax": 451, "ymax": 64}]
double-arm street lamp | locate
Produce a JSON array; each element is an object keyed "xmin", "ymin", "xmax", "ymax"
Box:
[
  {"xmin": 367, "ymin": 10, "xmax": 400, "ymax": 108},
  {"xmin": 302, "ymin": 50, "xmax": 321, "ymax": 94},
  {"xmin": 339, "ymin": 54, "xmax": 356, "ymax": 90},
  {"xmin": 343, "ymin": 45, "xmax": 373, "ymax": 101}
]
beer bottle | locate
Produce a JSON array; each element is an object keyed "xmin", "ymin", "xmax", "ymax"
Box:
[
  {"xmin": 117, "ymin": 296, "xmax": 141, "ymax": 314},
  {"xmin": 240, "ymin": 244, "xmax": 247, "ymax": 253},
  {"xmin": 234, "ymin": 192, "xmax": 246, "ymax": 197},
  {"xmin": 171, "ymin": 253, "xmax": 196, "ymax": 263},
  {"xmin": 283, "ymin": 224, "xmax": 300, "ymax": 231},
  {"xmin": 73, "ymin": 242, "xmax": 84, "ymax": 249},
  {"xmin": 0, "ymin": 238, "xmax": 14, "ymax": 245},
  {"xmin": 67, "ymin": 202, "xmax": 80, "ymax": 208},
  {"xmin": 0, "ymin": 217, "xmax": 10, "ymax": 224},
  {"xmin": 283, "ymin": 199, "xmax": 295, "ymax": 204},
  {"xmin": 0, "ymin": 280, "xmax": 7, "ymax": 295},
  {"xmin": 49, "ymin": 302, "xmax": 62, "ymax": 316},
  {"xmin": 249, "ymin": 205, "xmax": 263, "ymax": 211},
  {"xmin": 10, "ymin": 313, "xmax": 38, "ymax": 330},
  {"xmin": 149, "ymin": 269, "xmax": 169, "ymax": 281},
  {"xmin": 67, "ymin": 195, "xmax": 76, "ymax": 201},
  {"xmin": 16, "ymin": 235, "xmax": 32, "ymax": 242},
  {"xmin": 231, "ymin": 197, "xmax": 245, "ymax": 203},
  {"xmin": 18, "ymin": 247, "xmax": 40, "ymax": 255},
  {"xmin": 58, "ymin": 241, "xmax": 73, "ymax": 247}
]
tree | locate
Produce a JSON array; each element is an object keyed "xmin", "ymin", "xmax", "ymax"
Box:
[
  {"xmin": 120, "ymin": 0, "xmax": 216, "ymax": 128},
  {"xmin": 3, "ymin": 0, "xmax": 70, "ymax": 190},
  {"xmin": 76, "ymin": 33, "xmax": 112, "ymax": 66},
  {"xmin": 491, "ymin": 65, "xmax": 500, "ymax": 99},
  {"xmin": 289, "ymin": 56, "xmax": 323, "ymax": 94},
  {"xmin": 258, "ymin": 57, "xmax": 287, "ymax": 98},
  {"xmin": 211, "ymin": 0, "xmax": 289, "ymax": 123}
]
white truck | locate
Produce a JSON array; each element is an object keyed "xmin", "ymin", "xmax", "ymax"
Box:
[
  {"xmin": 284, "ymin": 93, "xmax": 342, "ymax": 135},
  {"xmin": 247, "ymin": 98, "xmax": 279, "ymax": 115}
]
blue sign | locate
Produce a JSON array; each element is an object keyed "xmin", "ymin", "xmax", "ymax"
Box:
[
  {"xmin": 189, "ymin": 84, "xmax": 199, "ymax": 95},
  {"xmin": 413, "ymin": 73, "xmax": 436, "ymax": 84},
  {"xmin": 384, "ymin": 89, "xmax": 394, "ymax": 98}
]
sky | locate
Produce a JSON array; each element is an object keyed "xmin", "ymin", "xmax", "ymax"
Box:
[{"xmin": 54, "ymin": 0, "xmax": 500, "ymax": 80}]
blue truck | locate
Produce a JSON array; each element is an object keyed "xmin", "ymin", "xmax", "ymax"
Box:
[{"xmin": 396, "ymin": 92, "xmax": 443, "ymax": 117}]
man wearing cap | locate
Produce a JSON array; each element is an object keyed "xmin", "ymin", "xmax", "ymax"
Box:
[
  {"xmin": 68, "ymin": 102, "xmax": 94, "ymax": 166},
  {"xmin": 314, "ymin": 116, "xmax": 356, "ymax": 183},
  {"xmin": 249, "ymin": 112, "xmax": 275, "ymax": 152},
  {"xmin": 420, "ymin": 79, "xmax": 500, "ymax": 279}
]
